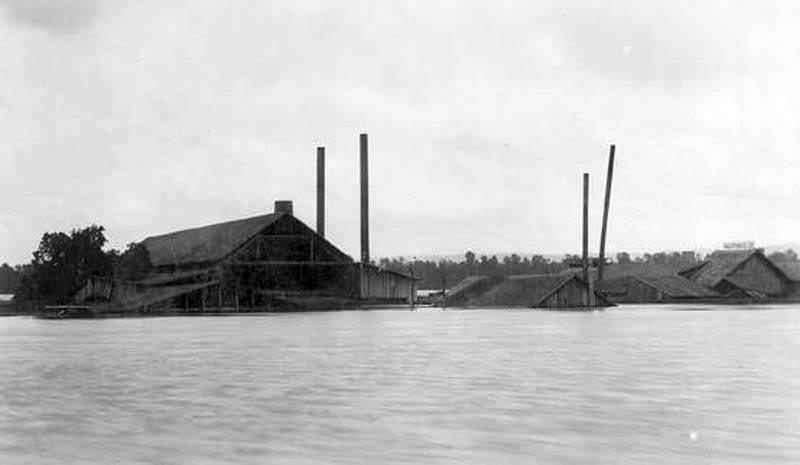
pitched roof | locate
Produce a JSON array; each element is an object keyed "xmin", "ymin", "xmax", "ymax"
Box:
[
  {"xmin": 142, "ymin": 213, "xmax": 282, "ymax": 267},
  {"xmin": 468, "ymin": 274, "xmax": 575, "ymax": 307},
  {"xmin": 681, "ymin": 250, "xmax": 764, "ymax": 287},
  {"xmin": 465, "ymin": 274, "xmax": 578, "ymax": 307},
  {"xmin": 631, "ymin": 274, "xmax": 718, "ymax": 298},
  {"xmin": 116, "ymin": 281, "xmax": 218, "ymax": 311},
  {"xmin": 441, "ymin": 276, "xmax": 495, "ymax": 306},
  {"xmin": 601, "ymin": 263, "xmax": 685, "ymax": 280}
]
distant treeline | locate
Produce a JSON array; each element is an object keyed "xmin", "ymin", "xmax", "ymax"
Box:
[
  {"xmin": 381, "ymin": 249, "xmax": 800, "ymax": 290},
  {"xmin": 2, "ymin": 222, "xmax": 799, "ymax": 300}
]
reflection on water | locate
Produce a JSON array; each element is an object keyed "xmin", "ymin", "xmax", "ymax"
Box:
[{"xmin": 2, "ymin": 306, "xmax": 800, "ymax": 464}]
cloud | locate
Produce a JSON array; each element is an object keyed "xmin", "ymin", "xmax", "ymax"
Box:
[
  {"xmin": 0, "ymin": 0, "xmax": 100, "ymax": 34},
  {"xmin": 1, "ymin": 0, "xmax": 800, "ymax": 264}
]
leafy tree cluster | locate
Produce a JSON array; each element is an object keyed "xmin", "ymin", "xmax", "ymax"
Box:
[
  {"xmin": 615, "ymin": 250, "xmax": 701, "ymax": 268},
  {"xmin": 380, "ymin": 249, "xmax": 709, "ymax": 290},
  {"xmin": 0, "ymin": 263, "xmax": 22, "ymax": 294},
  {"xmin": 767, "ymin": 249, "xmax": 798, "ymax": 263},
  {"xmin": 379, "ymin": 251, "xmax": 568, "ymax": 290},
  {"xmin": 12, "ymin": 225, "xmax": 151, "ymax": 306}
]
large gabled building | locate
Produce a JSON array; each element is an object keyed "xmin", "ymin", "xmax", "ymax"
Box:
[
  {"xmin": 68, "ymin": 134, "xmax": 418, "ymax": 315},
  {"xmin": 74, "ymin": 201, "xmax": 416, "ymax": 314}
]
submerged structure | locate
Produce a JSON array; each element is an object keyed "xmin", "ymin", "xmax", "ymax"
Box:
[
  {"xmin": 679, "ymin": 249, "xmax": 790, "ymax": 299},
  {"xmin": 441, "ymin": 274, "xmax": 611, "ymax": 309},
  {"xmin": 441, "ymin": 146, "xmax": 617, "ymax": 310},
  {"xmin": 72, "ymin": 201, "xmax": 415, "ymax": 314},
  {"xmin": 596, "ymin": 272, "xmax": 718, "ymax": 303}
]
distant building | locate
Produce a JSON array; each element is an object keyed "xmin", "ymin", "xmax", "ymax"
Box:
[
  {"xmin": 774, "ymin": 262, "xmax": 800, "ymax": 297},
  {"xmin": 441, "ymin": 274, "xmax": 612, "ymax": 309},
  {"xmin": 680, "ymin": 249, "xmax": 790, "ymax": 298},
  {"xmin": 722, "ymin": 241, "xmax": 756, "ymax": 250}
]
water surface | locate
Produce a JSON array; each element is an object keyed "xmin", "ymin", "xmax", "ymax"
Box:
[{"xmin": 1, "ymin": 305, "xmax": 799, "ymax": 464}]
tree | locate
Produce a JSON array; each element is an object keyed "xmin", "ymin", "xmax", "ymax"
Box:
[
  {"xmin": 0, "ymin": 263, "xmax": 20, "ymax": 293},
  {"xmin": 464, "ymin": 250, "xmax": 476, "ymax": 267},
  {"xmin": 114, "ymin": 242, "xmax": 152, "ymax": 281},
  {"xmin": 14, "ymin": 225, "xmax": 116, "ymax": 305},
  {"xmin": 768, "ymin": 249, "xmax": 798, "ymax": 263},
  {"xmin": 616, "ymin": 252, "xmax": 632, "ymax": 265}
]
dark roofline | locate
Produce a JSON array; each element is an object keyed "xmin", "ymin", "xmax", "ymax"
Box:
[
  {"xmin": 358, "ymin": 262, "xmax": 420, "ymax": 281},
  {"xmin": 532, "ymin": 274, "xmax": 578, "ymax": 306},
  {"xmin": 728, "ymin": 249, "xmax": 790, "ymax": 283},
  {"xmin": 141, "ymin": 212, "xmax": 284, "ymax": 243}
]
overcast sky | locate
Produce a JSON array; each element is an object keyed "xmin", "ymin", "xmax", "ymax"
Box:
[{"xmin": 1, "ymin": 0, "xmax": 799, "ymax": 264}]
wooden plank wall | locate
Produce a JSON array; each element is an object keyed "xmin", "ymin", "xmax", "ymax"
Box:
[
  {"xmin": 539, "ymin": 277, "xmax": 590, "ymax": 308},
  {"xmin": 359, "ymin": 265, "xmax": 415, "ymax": 302},
  {"xmin": 730, "ymin": 256, "xmax": 787, "ymax": 296}
]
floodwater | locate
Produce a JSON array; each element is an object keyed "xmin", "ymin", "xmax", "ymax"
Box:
[{"xmin": 1, "ymin": 305, "xmax": 800, "ymax": 464}]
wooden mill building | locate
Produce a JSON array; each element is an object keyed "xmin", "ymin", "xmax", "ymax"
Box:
[
  {"xmin": 70, "ymin": 134, "xmax": 418, "ymax": 315},
  {"xmin": 775, "ymin": 262, "xmax": 800, "ymax": 297},
  {"xmin": 76, "ymin": 201, "xmax": 416, "ymax": 313},
  {"xmin": 679, "ymin": 249, "xmax": 791, "ymax": 299}
]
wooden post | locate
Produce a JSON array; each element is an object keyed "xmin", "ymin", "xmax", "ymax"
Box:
[
  {"xmin": 598, "ymin": 144, "xmax": 616, "ymax": 282},
  {"xmin": 582, "ymin": 173, "xmax": 589, "ymax": 286},
  {"xmin": 408, "ymin": 266, "xmax": 415, "ymax": 309},
  {"xmin": 582, "ymin": 173, "xmax": 595, "ymax": 307}
]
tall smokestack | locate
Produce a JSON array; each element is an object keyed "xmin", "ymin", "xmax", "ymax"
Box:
[
  {"xmin": 360, "ymin": 133, "xmax": 370, "ymax": 264},
  {"xmin": 598, "ymin": 144, "xmax": 616, "ymax": 282},
  {"xmin": 316, "ymin": 146, "xmax": 325, "ymax": 237},
  {"xmin": 582, "ymin": 173, "xmax": 589, "ymax": 285}
]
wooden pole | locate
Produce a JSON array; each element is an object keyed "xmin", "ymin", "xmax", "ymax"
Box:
[
  {"xmin": 408, "ymin": 266, "xmax": 415, "ymax": 309},
  {"xmin": 598, "ymin": 144, "xmax": 616, "ymax": 282},
  {"xmin": 582, "ymin": 173, "xmax": 589, "ymax": 286},
  {"xmin": 582, "ymin": 173, "xmax": 596, "ymax": 306}
]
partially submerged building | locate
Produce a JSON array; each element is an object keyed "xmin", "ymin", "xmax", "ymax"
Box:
[
  {"xmin": 775, "ymin": 262, "xmax": 800, "ymax": 297},
  {"xmin": 441, "ymin": 274, "xmax": 612, "ymax": 309},
  {"xmin": 596, "ymin": 273, "xmax": 719, "ymax": 303},
  {"xmin": 679, "ymin": 249, "xmax": 791, "ymax": 299},
  {"xmin": 68, "ymin": 134, "xmax": 416, "ymax": 315},
  {"xmin": 73, "ymin": 201, "xmax": 415, "ymax": 314}
]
